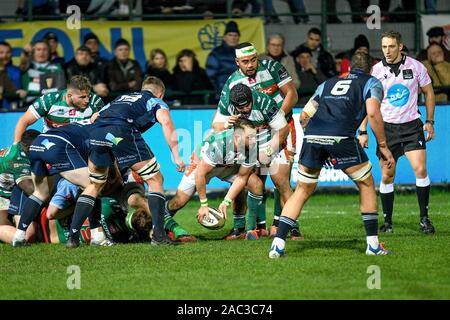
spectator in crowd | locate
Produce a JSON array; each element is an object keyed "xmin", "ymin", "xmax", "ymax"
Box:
[
  {"xmin": 232, "ymin": 0, "xmax": 261, "ymax": 16},
  {"xmin": 141, "ymin": 0, "xmax": 194, "ymax": 18},
  {"xmin": 83, "ymin": 32, "xmax": 109, "ymax": 84},
  {"xmin": 291, "ymin": 28, "xmax": 337, "ymax": 78},
  {"xmin": 422, "ymin": 43, "xmax": 450, "ymax": 102},
  {"xmin": 65, "ymin": 46, "xmax": 109, "ymax": 98},
  {"xmin": 172, "ymin": 49, "xmax": 212, "ymax": 105},
  {"xmin": 16, "ymin": 0, "xmax": 58, "ymax": 17},
  {"xmin": 339, "ymin": 34, "xmax": 379, "ymax": 74},
  {"xmin": 206, "ymin": 20, "xmax": 240, "ymax": 100},
  {"xmin": 417, "ymin": 27, "xmax": 450, "ymax": 63},
  {"xmin": 43, "ymin": 32, "xmax": 65, "ymax": 66},
  {"xmin": 263, "ymin": 0, "xmax": 309, "ymax": 24},
  {"xmin": 259, "ymin": 34, "xmax": 300, "ymax": 89},
  {"xmin": 107, "ymin": 38, "xmax": 143, "ymax": 93},
  {"xmin": 291, "ymin": 46, "xmax": 326, "ymax": 104},
  {"xmin": 20, "ymin": 40, "xmax": 66, "ymax": 103},
  {"xmin": 327, "ymin": 0, "xmax": 365, "ymax": 23},
  {"xmin": 0, "ymin": 42, "xmax": 26, "ymax": 109},
  {"xmin": 334, "ymin": 51, "xmax": 346, "ymax": 75},
  {"xmin": 146, "ymin": 48, "xmax": 173, "ymax": 90}
]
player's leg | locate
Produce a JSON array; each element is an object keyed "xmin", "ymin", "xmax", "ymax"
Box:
[
  {"xmin": 131, "ymin": 158, "xmax": 178, "ymax": 245},
  {"xmin": 269, "ymin": 164, "xmax": 319, "ymax": 258},
  {"xmin": 163, "ymin": 189, "xmax": 196, "ymax": 242},
  {"xmin": 270, "ymin": 161, "xmax": 302, "ymax": 240},
  {"xmin": 404, "ymin": 149, "xmax": 434, "ymax": 233},
  {"xmin": 12, "ymin": 174, "xmax": 52, "ymax": 246},
  {"xmin": 245, "ymin": 173, "xmax": 264, "ymax": 240},
  {"xmin": 379, "ymin": 157, "xmax": 397, "ymax": 232},
  {"xmin": 344, "ymin": 161, "xmax": 391, "ymax": 255},
  {"xmin": 0, "ymin": 202, "xmax": 15, "ymax": 243},
  {"xmin": 67, "ymin": 161, "xmax": 109, "ymax": 247}
]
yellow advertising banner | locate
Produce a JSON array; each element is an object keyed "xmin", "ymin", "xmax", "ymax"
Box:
[{"xmin": 0, "ymin": 19, "xmax": 265, "ymax": 71}]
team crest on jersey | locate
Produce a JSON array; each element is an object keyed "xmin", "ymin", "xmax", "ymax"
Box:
[
  {"xmin": 69, "ymin": 109, "xmax": 76, "ymax": 116},
  {"xmin": 387, "ymin": 84, "xmax": 410, "ymax": 107}
]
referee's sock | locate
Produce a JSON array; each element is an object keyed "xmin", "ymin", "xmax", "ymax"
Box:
[
  {"xmin": 416, "ymin": 176, "xmax": 431, "ymax": 219},
  {"xmin": 380, "ymin": 182, "xmax": 394, "ymax": 224}
]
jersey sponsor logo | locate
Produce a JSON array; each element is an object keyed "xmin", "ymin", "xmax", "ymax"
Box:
[
  {"xmin": 258, "ymin": 83, "xmax": 278, "ymax": 95},
  {"xmin": 387, "ymin": 84, "xmax": 410, "ymax": 107},
  {"xmin": 402, "ymin": 69, "xmax": 413, "ymax": 80},
  {"xmin": 277, "ymin": 66, "xmax": 289, "ymax": 80},
  {"xmin": 105, "ymin": 133, "xmax": 123, "ymax": 145},
  {"xmin": 41, "ymin": 139, "xmax": 56, "ymax": 150}
]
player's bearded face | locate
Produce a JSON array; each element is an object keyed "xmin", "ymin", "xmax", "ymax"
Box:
[
  {"xmin": 235, "ymin": 102, "xmax": 252, "ymax": 119},
  {"xmin": 237, "ymin": 54, "xmax": 258, "ymax": 77}
]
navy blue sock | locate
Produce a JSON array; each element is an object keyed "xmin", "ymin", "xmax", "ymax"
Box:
[
  {"xmin": 362, "ymin": 213, "xmax": 379, "ymax": 236},
  {"xmin": 380, "ymin": 192, "xmax": 394, "ymax": 223},
  {"xmin": 276, "ymin": 216, "xmax": 297, "ymax": 240},
  {"xmin": 18, "ymin": 195, "xmax": 43, "ymax": 231},
  {"xmin": 148, "ymin": 192, "xmax": 166, "ymax": 240},
  {"xmin": 88, "ymin": 198, "xmax": 102, "ymax": 230},
  {"xmin": 70, "ymin": 195, "xmax": 96, "ymax": 239}
]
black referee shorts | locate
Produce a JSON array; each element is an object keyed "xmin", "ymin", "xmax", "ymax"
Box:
[{"xmin": 376, "ymin": 118, "xmax": 426, "ymax": 162}]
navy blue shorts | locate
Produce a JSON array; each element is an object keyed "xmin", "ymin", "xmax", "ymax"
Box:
[
  {"xmin": 8, "ymin": 186, "xmax": 27, "ymax": 216},
  {"xmin": 89, "ymin": 122, "xmax": 154, "ymax": 168},
  {"xmin": 29, "ymin": 134, "xmax": 87, "ymax": 176},
  {"xmin": 299, "ymin": 136, "xmax": 369, "ymax": 170}
]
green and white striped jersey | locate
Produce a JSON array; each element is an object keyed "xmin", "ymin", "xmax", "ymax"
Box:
[
  {"xmin": 199, "ymin": 130, "xmax": 257, "ymax": 168},
  {"xmin": 0, "ymin": 146, "xmax": 31, "ymax": 198},
  {"xmin": 218, "ymin": 59, "xmax": 293, "ymax": 119},
  {"xmin": 29, "ymin": 89, "xmax": 104, "ymax": 132}
]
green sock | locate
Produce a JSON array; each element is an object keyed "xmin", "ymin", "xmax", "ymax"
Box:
[
  {"xmin": 164, "ymin": 213, "xmax": 178, "ymax": 232},
  {"xmin": 256, "ymin": 193, "xmax": 267, "ymax": 229},
  {"xmin": 273, "ymin": 188, "xmax": 282, "ymax": 223},
  {"xmin": 247, "ymin": 192, "xmax": 263, "ymax": 231},
  {"xmin": 233, "ymin": 214, "xmax": 246, "ymax": 230},
  {"xmin": 173, "ymin": 225, "xmax": 189, "ymax": 238}
]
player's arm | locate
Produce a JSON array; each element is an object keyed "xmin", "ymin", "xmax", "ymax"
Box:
[
  {"xmin": 366, "ymin": 97, "xmax": 393, "ymax": 168},
  {"xmin": 17, "ymin": 178, "xmax": 34, "ymax": 196},
  {"xmin": 358, "ymin": 116, "xmax": 369, "ymax": 148},
  {"xmin": 218, "ymin": 165, "xmax": 254, "ymax": 219},
  {"xmin": 156, "ymin": 108, "xmax": 185, "ymax": 172},
  {"xmin": 263, "ymin": 110, "xmax": 289, "ymax": 164},
  {"xmin": 211, "ymin": 89, "xmax": 240, "ymax": 131},
  {"xmin": 421, "ymin": 83, "xmax": 435, "ymax": 141},
  {"xmin": 195, "ymin": 159, "xmax": 215, "ymax": 222},
  {"xmin": 300, "ymin": 82, "xmax": 323, "ymax": 129},
  {"xmin": 13, "ymin": 108, "xmax": 39, "ymax": 144},
  {"xmin": 279, "ymin": 81, "xmax": 298, "ymax": 115}
]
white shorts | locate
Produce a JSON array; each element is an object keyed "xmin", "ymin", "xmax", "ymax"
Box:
[
  {"xmin": 178, "ymin": 162, "xmax": 239, "ymax": 197},
  {"xmin": 0, "ymin": 196, "xmax": 10, "ymax": 211}
]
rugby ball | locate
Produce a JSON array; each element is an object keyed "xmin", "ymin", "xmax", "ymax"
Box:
[{"xmin": 199, "ymin": 207, "xmax": 226, "ymax": 230}]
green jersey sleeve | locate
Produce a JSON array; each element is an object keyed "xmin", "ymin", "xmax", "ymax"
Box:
[
  {"xmin": 89, "ymin": 93, "xmax": 104, "ymax": 112},
  {"xmin": 265, "ymin": 60, "xmax": 292, "ymax": 88},
  {"xmin": 30, "ymin": 92, "xmax": 59, "ymax": 118}
]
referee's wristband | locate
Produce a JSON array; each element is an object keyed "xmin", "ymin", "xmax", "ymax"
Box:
[{"xmin": 358, "ymin": 130, "xmax": 368, "ymax": 135}]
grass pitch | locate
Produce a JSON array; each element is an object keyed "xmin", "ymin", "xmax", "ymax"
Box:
[{"xmin": 1, "ymin": 191, "xmax": 449, "ymax": 300}]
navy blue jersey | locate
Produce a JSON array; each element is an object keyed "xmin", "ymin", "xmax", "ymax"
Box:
[
  {"xmin": 44, "ymin": 123, "xmax": 90, "ymax": 158},
  {"xmin": 305, "ymin": 69, "xmax": 383, "ymax": 138},
  {"xmin": 97, "ymin": 91, "xmax": 169, "ymax": 132}
]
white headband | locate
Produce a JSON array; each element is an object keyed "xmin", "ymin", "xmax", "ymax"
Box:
[{"xmin": 235, "ymin": 45, "xmax": 257, "ymax": 58}]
